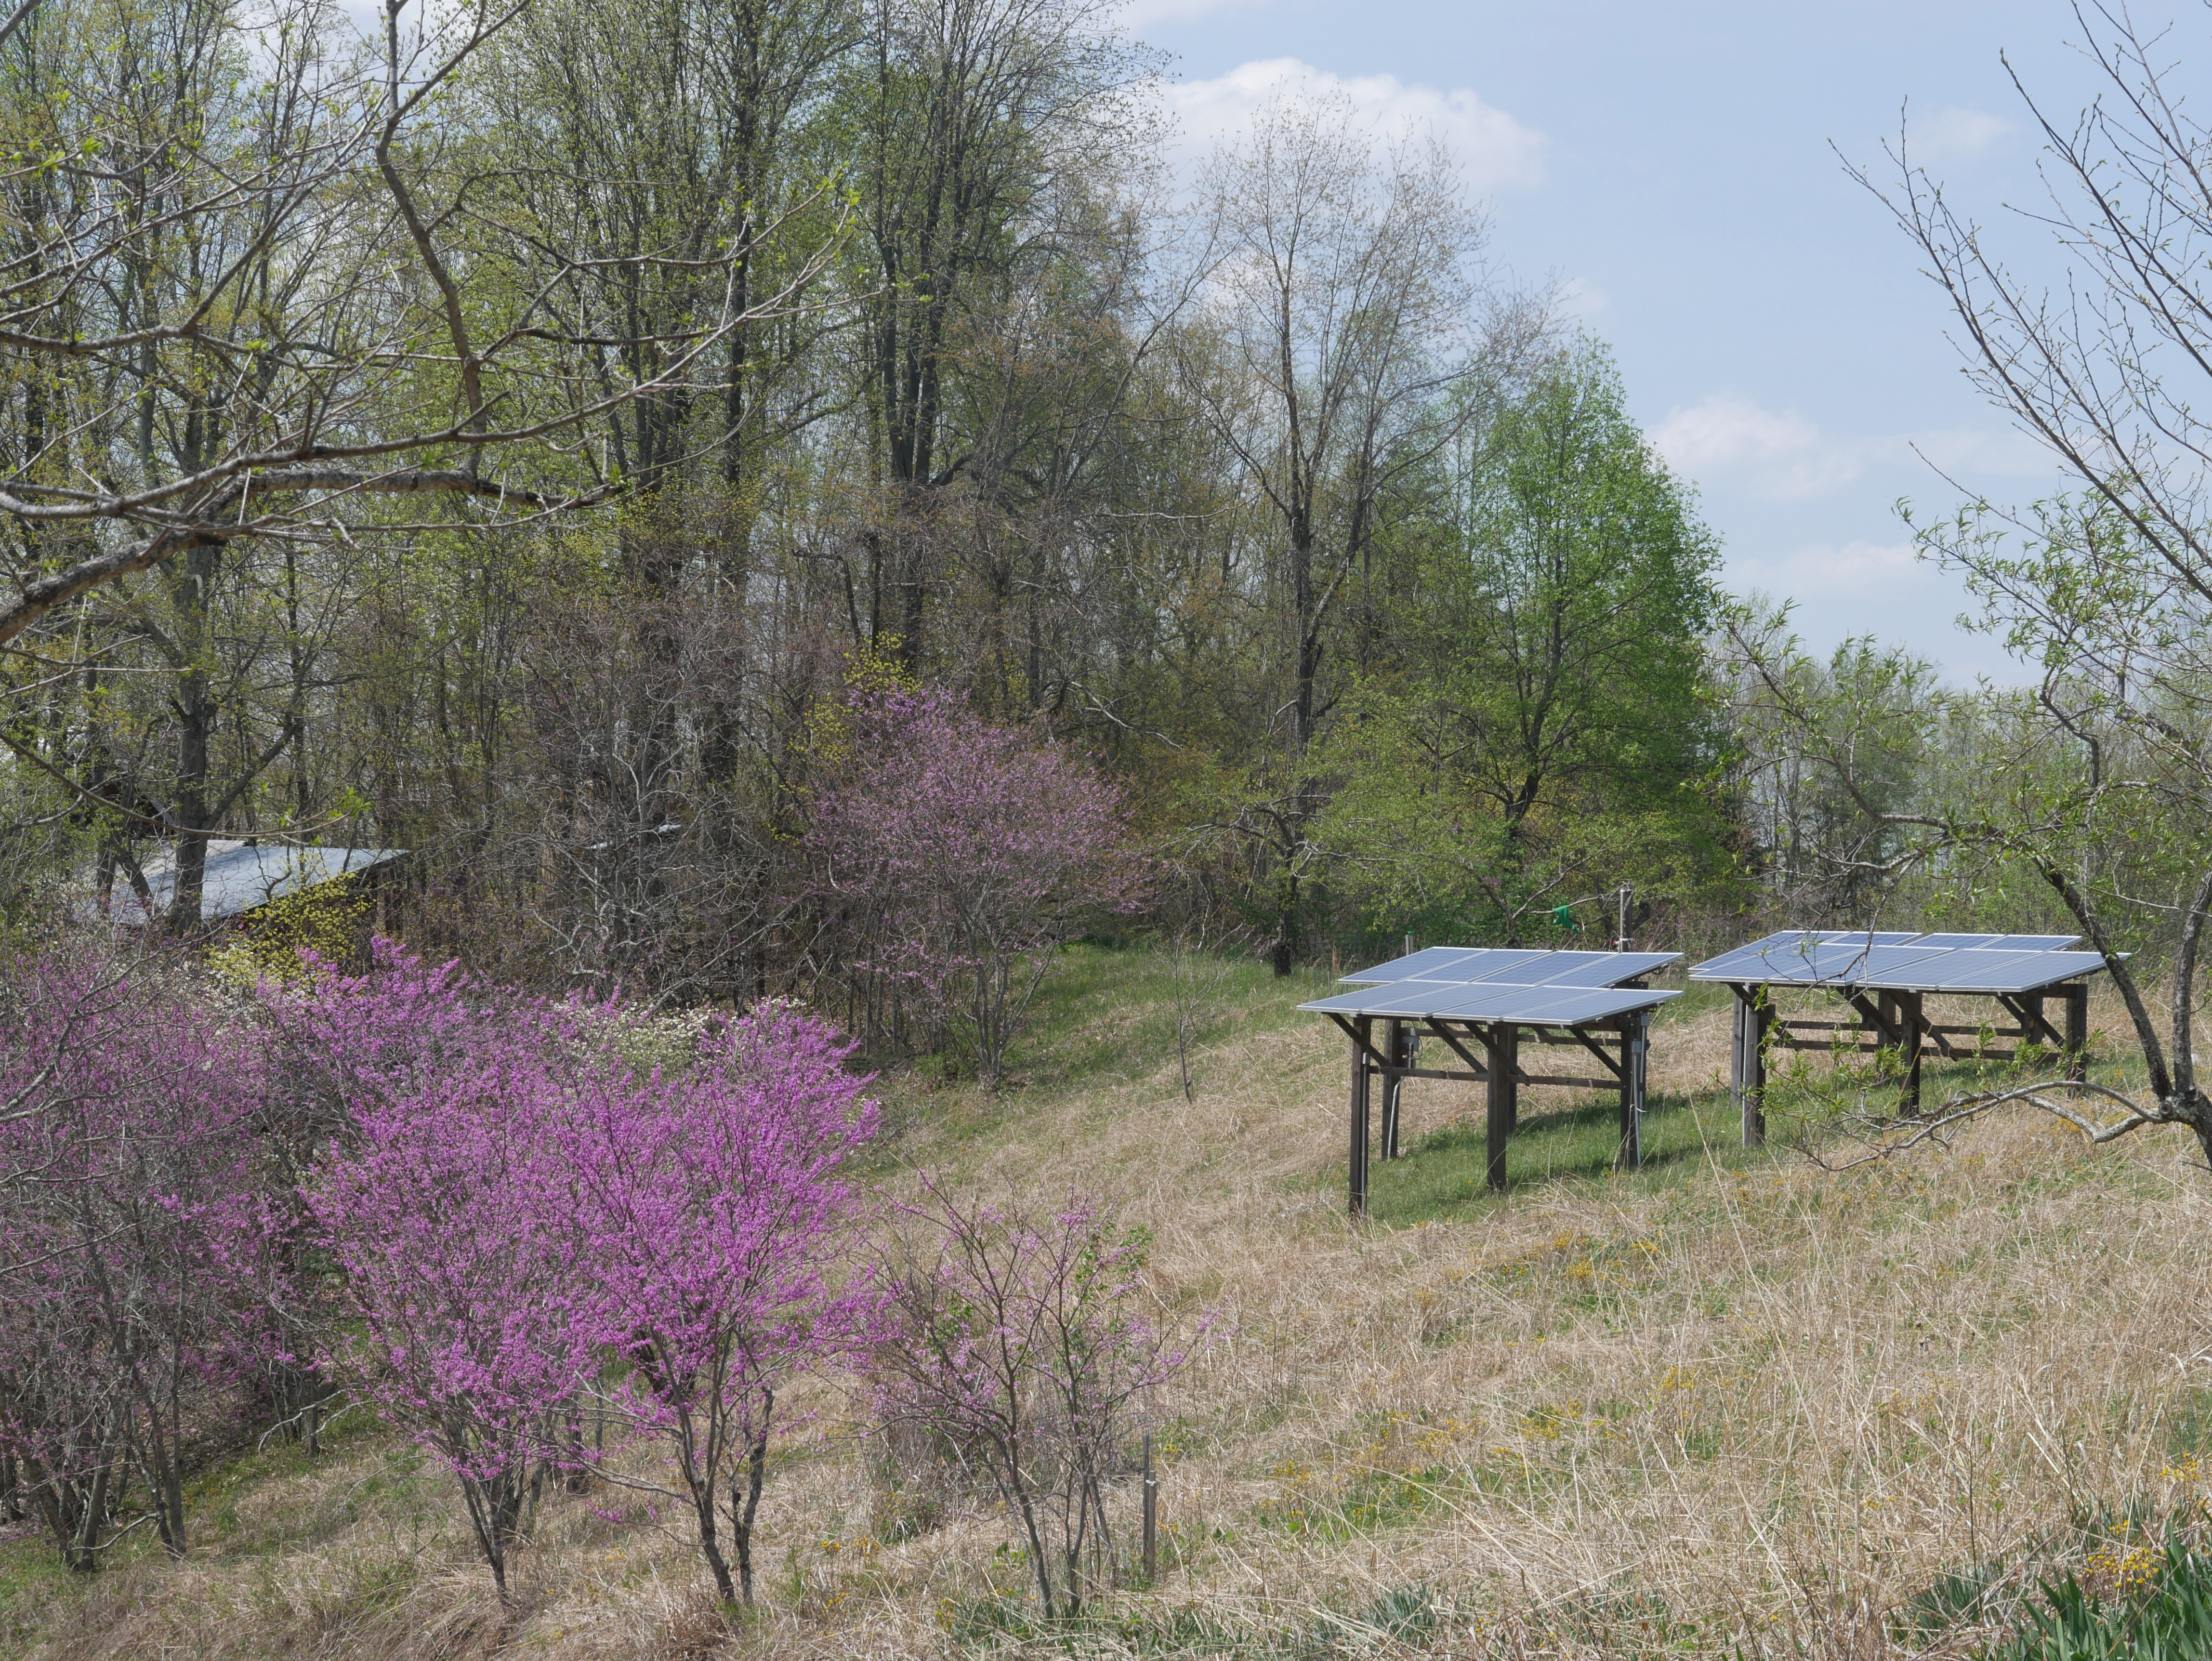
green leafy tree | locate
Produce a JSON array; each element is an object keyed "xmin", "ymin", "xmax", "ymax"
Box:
[{"xmin": 1316, "ymin": 345, "xmax": 1730, "ymax": 943}]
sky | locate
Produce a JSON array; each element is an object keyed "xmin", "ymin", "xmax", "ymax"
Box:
[{"xmin": 1125, "ymin": 0, "xmax": 2147, "ymax": 683}]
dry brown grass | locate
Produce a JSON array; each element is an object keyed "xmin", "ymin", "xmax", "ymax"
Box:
[{"xmin": 6, "ymin": 978, "xmax": 2208, "ymax": 1659}]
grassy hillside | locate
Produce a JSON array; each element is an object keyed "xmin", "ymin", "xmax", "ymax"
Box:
[{"xmin": 5, "ymin": 947, "xmax": 2208, "ymax": 1659}]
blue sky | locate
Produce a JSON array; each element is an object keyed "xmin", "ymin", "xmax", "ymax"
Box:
[{"xmin": 1130, "ymin": 0, "xmax": 2137, "ymax": 682}]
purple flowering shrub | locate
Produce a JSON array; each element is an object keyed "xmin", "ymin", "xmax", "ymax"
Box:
[
  {"xmin": 296, "ymin": 948, "xmax": 878, "ymax": 1604},
  {"xmin": 806, "ymin": 686, "xmax": 1145, "ymax": 1081},
  {"xmin": 0, "ymin": 941, "xmax": 283, "ymax": 1569}
]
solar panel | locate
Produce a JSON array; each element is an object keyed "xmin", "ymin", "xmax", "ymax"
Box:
[
  {"xmin": 1300, "ymin": 979, "xmax": 1494, "ymax": 1018},
  {"xmin": 1302, "ymin": 945, "xmax": 1685, "ymax": 1027},
  {"xmin": 135, "ymin": 841, "xmax": 407, "ymax": 922},
  {"xmin": 1690, "ymin": 931, "xmax": 1823, "ymax": 978},
  {"xmin": 1339, "ymin": 946, "xmax": 1490, "ymax": 982},
  {"xmin": 1797, "ymin": 943, "xmax": 1953, "ymax": 982},
  {"xmin": 1688, "ymin": 929, "xmax": 2106, "ymax": 993},
  {"xmin": 1527, "ymin": 951, "xmax": 1677, "ymax": 987},
  {"xmin": 1341, "ymin": 947, "xmax": 1671, "ymax": 988},
  {"xmin": 1692, "ymin": 936, "xmax": 1884, "ymax": 981},
  {"xmin": 1435, "ymin": 985, "xmax": 1682, "ymax": 1024},
  {"xmin": 1925, "ymin": 949, "xmax": 2106, "ymax": 993},
  {"xmin": 1459, "ymin": 950, "xmax": 1569, "ymax": 983},
  {"xmin": 1816, "ymin": 930, "xmax": 1925, "ymax": 945}
]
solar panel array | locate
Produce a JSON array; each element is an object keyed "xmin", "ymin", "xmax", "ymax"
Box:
[
  {"xmin": 1688, "ymin": 929, "xmax": 2103, "ymax": 994},
  {"xmin": 1297, "ymin": 947, "xmax": 1681, "ymax": 1028}
]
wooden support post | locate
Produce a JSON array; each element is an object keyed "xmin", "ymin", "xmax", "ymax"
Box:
[
  {"xmin": 1485, "ymin": 1023, "xmax": 1517, "ymax": 1194},
  {"xmin": 1875, "ymin": 989, "xmax": 1897, "ymax": 1047},
  {"xmin": 1380, "ymin": 1018, "xmax": 1404, "ymax": 1160},
  {"xmin": 1733, "ymin": 987, "xmax": 1768, "ymax": 1146},
  {"xmin": 1348, "ymin": 1015, "xmax": 1371, "ymax": 1217},
  {"xmin": 2064, "ymin": 980, "xmax": 2090, "ymax": 1082},
  {"xmin": 1896, "ymin": 989, "xmax": 1924, "ymax": 1111},
  {"xmin": 1615, "ymin": 1011, "xmax": 1647, "ymax": 1171},
  {"xmin": 1142, "ymin": 1432, "xmax": 1158, "ymax": 1583}
]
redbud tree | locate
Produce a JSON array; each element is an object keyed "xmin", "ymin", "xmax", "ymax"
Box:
[
  {"xmin": 805, "ymin": 687, "xmax": 1143, "ymax": 1081},
  {"xmin": 296, "ymin": 947, "xmax": 879, "ymax": 1606},
  {"xmin": 295, "ymin": 949, "xmax": 612, "ymax": 1601},
  {"xmin": 0, "ymin": 942, "xmax": 279, "ymax": 1569},
  {"xmin": 558, "ymin": 1000, "xmax": 879, "ymax": 1606},
  {"xmin": 305, "ymin": 1046, "xmax": 613, "ymax": 1600}
]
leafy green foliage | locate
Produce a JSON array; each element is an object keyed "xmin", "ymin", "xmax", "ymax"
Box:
[
  {"xmin": 1317, "ymin": 344, "xmax": 1733, "ymax": 944},
  {"xmin": 1991, "ymin": 1533, "xmax": 2212, "ymax": 1661}
]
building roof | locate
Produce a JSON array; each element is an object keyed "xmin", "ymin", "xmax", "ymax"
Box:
[{"xmin": 126, "ymin": 841, "xmax": 407, "ymax": 922}]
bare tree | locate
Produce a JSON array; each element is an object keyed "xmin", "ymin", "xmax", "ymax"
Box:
[
  {"xmin": 1180, "ymin": 92, "xmax": 1537, "ymax": 969},
  {"xmin": 0, "ymin": 0, "xmax": 849, "ymax": 918},
  {"xmin": 1817, "ymin": 3, "xmax": 2212, "ymax": 1165},
  {"xmin": 856, "ymin": 0, "xmax": 1142, "ymax": 670}
]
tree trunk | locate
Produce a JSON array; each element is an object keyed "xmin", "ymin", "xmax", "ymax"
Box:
[{"xmin": 729, "ymin": 1393, "xmax": 771, "ymax": 1607}]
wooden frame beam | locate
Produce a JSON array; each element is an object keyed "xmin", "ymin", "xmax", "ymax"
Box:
[
  {"xmin": 1337, "ymin": 1006, "xmax": 1670, "ymax": 1215},
  {"xmin": 1721, "ymin": 974, "xmax": 2097, "ymax": 1123}
]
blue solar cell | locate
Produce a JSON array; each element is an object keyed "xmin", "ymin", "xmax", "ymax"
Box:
[
  {"xmin": 1302, "ymin": 978, "xmax": 1494, "ymax": 1017},
  {"xmin": 1532, "ymin": 952, "xmax": 1678, "ymax": 987},
  {"xmin": 1343, "ymin": 946, "xmax": 1681, "ymax": 987},
  {"xmin": 1340, "ymin": 947, "xmax": 1487, "ymax": 983},
  {"xmin": 1928, "ymin": 950, "xmax": 2105, "ymax": 993},
  {"xmin": 1816, "ymin": 930, "xmax": 1925, "ymax": 945},
  {"xmin": 1814, "ymin": 944, "xmax": 1954, "ymax": 982},
  {"xmin": 1421, "ymin": 983, "xmax": 1672, "ymax": 1022},
  {"xmin": 1688, "ymin": 926, "xmax": 2109, "ymax": 992},
  {"xmin": 1312, "ymin": 947, "xmax": 1685, "ymax": 1024},
  {"xmin": 1456, "ymin": 950, "xmax": 1564, "ymax": 983},
  {"xmin": 1690, "ymin": 932, "xmax": 1824, "ymax": 979},
  {"xmin": 1485, "ymin": 986, "xmax": 1680, "ymax": 1023},
  {"xmin": 138, "ymin": 841, "xmax": 406, "ymax": 923},
  {"xmin": 1298, "ymin": 989, "xmax": 1394, "ymax": 1014}
]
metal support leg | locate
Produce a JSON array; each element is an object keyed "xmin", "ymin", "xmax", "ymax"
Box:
[
  {"xmin": 1897, "ymin": 989, "xmax": 1924, "ymax": 1112},
  {"xmin": 1734, "ymin": 987, "xmax": 1767, "ymax": 1146},
  {"xmin": 2065, "ymin": 980, "xmax": 2089, "ymax": 1082},
  {"xmin": 1485, "ymin": 1023, "xmax": 1517, "ymax": 1194},
  {"xmin": 1349, "ymin": 1015, "xmax": 1371, "ymax": 1217},
  {"xmin": 1616, "ymin": 1011, "xmax": 1647, "ymax": 1171},
  {"xmin": 1380, "ymin": 1018, "xmax": 1403, "ymax": 1160}
]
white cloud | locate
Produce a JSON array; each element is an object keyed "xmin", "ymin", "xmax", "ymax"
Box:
[
  {"xmin": 1646, "ymin": 394, "xmax": 1862, "ymax": 500},
  {"xmin": 1647, "ymin": 393, "xmax": 2058, "ymax": 501},
  {"xmin": 1725, "ymin": 540, "xmax": 1930, "ymax": 608},
  {"xmin": 1163, "ymin": 58, "xmax": 1544, "ymax": 192},
  {"xmin": 1776, "ymin": 539, "xmax": 1920, "ymax": 589},
  {"xmin": 1906, "ymin": 426, "xmax": 2053, "ymax": 478},
  {"xmin": 1909, "ymin": 105, "xmax": 2014, "ymax": 164}
]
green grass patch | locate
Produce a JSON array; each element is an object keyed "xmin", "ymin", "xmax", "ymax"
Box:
[
  {"xmin": 1006, "ymin": 939, "xmax": 1327, "ymax": 1094},
  {"xmin": 1362, "ymin": 1090, "xmax": 1767, "ymax": 1226},
  {"xmin": 867, "ymin": 940, "xmax": 1329, "ymax": 1154},
  {"xmin": 947, "ymin": 1581, "xmax": 1442, "ymax": 1656}
]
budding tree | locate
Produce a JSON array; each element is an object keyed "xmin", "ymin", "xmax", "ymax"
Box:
[
  {"xmin": 0, "ymin": 0, "xmax": 847, "ymax": 922},
  {"xmin": 1798, "ymin": 2, "xmax": 2212, "ymax": 1163}
]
